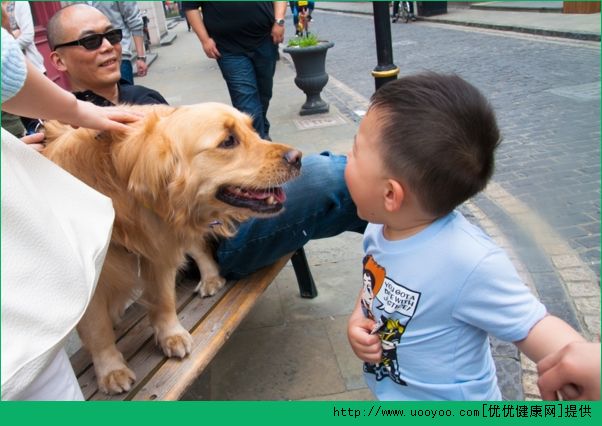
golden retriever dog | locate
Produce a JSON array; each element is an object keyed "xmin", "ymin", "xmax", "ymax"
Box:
[{"xmin": 43, "ymin": 103, "xmax": 301, "ymax": 394}]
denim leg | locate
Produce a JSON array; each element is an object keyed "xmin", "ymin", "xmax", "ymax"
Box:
[
  {"xmin": 290, "ymin": 1, "xmax": 299, "ymax": 27},
  {"xmin": 120, "ymin": 60, "xmax": 134, "ymax": 85},
  {"xmin": 217, "ymin": 52, "xmax": 266, "ymax": 138},
  {"xmin": 216, "ymin": 152, "xmax": 367, "ymax": 279},
  {"xmin": 250, "ymin": 38, "xmax": 278, "ymax": 138}
]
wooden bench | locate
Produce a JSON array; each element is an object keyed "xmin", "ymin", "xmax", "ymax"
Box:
[{"xmin": 70, "ymin": 248, "xmax": 316, "ymax": 401}]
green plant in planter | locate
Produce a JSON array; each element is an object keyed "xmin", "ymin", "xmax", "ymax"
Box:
[
  {"xmin": 283, "ymin": 34, "xmax": 334, "ymax": 115},
  {"xmin": 287, "ymin": 33, "xmax": 319, "ymax": 48}
]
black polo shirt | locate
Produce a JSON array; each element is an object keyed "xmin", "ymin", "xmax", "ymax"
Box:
[
  {"xmin": 74, "ymin": 80, "xmax": 168, "ymax": 106},
  {"xmin": 183, "ymin": 1, "xmax": 274, "ymax": 54}
]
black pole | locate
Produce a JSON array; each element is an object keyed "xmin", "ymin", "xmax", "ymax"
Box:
[{"xmin": 372, "ymin": 1, "xmax": 399, "ymax": 91}]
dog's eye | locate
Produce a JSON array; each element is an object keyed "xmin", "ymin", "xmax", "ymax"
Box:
[{"xmin": 219, "ymin": 136, "xmax": 239, "ymax": 149}]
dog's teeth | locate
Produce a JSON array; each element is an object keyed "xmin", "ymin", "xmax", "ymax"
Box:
[
  {"xmin": 234, "ymin": 187, "xmax": 242, "ymax": 194},
  {"xmin": 267, "ymin": 195, "xmax": 275, "ymax": 205}
]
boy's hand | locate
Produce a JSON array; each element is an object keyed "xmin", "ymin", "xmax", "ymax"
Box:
[{"xmin": 348, "ymin": 312, "xmax": 382, "ymax": 364}]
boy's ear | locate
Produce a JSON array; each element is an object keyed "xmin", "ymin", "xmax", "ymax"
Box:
[{"xmin": 384, "ymin": 178, "xmax": 404, "ymax": 212}]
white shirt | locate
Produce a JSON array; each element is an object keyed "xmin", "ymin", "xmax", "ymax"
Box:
[{"xmin": 9, "ymin": 1, "xmax": 46, "ymax": 73}]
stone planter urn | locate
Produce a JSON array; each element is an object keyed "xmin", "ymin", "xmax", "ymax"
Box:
[{"xmin": 283, "ymin": 41, "xmax": 334, "ymax": 116}]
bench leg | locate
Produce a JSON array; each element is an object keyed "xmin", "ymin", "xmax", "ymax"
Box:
[{"xmin": 291, "ymin": 247, "xmax": 318, "ymax": 298}]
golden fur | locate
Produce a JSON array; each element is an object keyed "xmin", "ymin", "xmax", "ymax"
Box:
[{"xmin": 43, "ymin": 103, "xmax": 301, "ymax": 394}]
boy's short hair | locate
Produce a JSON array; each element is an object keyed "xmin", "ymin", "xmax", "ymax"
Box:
[{"xmin": 370, "ymin": 72, "xmax": 501, "ymax": 217}]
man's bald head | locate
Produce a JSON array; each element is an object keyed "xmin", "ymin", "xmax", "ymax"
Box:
[{"xmin": 47, "ymin": 4, "xmax": 110, "ymax": 50}]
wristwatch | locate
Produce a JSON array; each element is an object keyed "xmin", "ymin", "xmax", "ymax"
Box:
[{"xmin": 275, "ymin": 18, "xmax": 285, "ymax": 26}]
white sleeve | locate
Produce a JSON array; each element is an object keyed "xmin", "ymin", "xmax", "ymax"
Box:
[
  {"xmin": 12, "ymin": 2, "xmax": 36, "ymax": 52},
  {"xmin": 118, "ymin": 1, "xmax": 144, "ymax": 36},
  {"xmin": 452, "ymin": 247, "xmax": 547, "ymax": 342}
]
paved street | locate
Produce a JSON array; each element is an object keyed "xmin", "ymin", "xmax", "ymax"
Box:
[{"xmin": 312, "ymin": 9, "xmax": 600, "ymax": 279}]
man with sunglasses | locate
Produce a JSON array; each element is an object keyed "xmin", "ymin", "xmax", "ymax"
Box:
[{"xmin": 47, "ymin": 4, "xmax": 164, "ymax": 107}]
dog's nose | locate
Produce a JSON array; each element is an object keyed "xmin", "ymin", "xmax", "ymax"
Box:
[{"xmin": 283, "ymin": 149, "xmax": 302, "ymax": 170}]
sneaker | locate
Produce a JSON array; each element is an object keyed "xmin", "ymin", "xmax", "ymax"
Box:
[
  {"xmin": 392, "ymin": 17, "xmax": 398, "ymax": 23},
  {"xmin": 410, "ymin": 13, "xmax": 416, "ymax": 21}
]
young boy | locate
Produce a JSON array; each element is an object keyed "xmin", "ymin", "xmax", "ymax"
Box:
[{"xmin": 345, "ymin": 72, "xmax": 585, "ymax": 400}]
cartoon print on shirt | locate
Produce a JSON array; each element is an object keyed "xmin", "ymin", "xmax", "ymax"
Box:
[
  {"xmin": 361, "ymin": 255, "xmax": 421, "ymax": 387},
  {"xmin": 361, "ymin": 255, "xmax": 386, "ymax": 332}
]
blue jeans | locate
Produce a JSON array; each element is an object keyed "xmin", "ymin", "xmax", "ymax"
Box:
[
  {"xmin": 216, "ymin": 37, "xmax": 278, "ymax": 139},
  {"xmin": 216, "ymin": 152, "xmax": 367, "ymax": 279},
  {"xmin": 120, "ymin": 59, "xmax": 134, "ymax": 85}
]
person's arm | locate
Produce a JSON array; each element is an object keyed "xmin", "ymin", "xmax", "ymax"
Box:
[
  {"xmin": 347, "ymin": 291, "xmax": 382, "ymax": 363},
  {"xmin": 3, "ymin": 60, "xmax": 139, "ymax": 132},
  {"xmin": 11, "ymin": 2, "xmax": 35, "ymax": 51},
  {"xmin": 1, "ymin": 3, "xmax": 10, "ymax": 32},
  {"xmin": 514, "ymin": 315, "xmax": 592, "ymax": 400},
  {"xmin": 537, "ymin": 341, "xmax": 601, "ymax": 401},
  {"xmin": 271, "ymin": 1, "xmax": 287, "ymax": 44},
  {"xmin": 514, "ymin": 315, "xmax": 585, "ymax": 363},
  {"xmin": 132, "ymin": 34, "xmax": 148, "ymax": 76},
  {"xmin": 185, "ymin": 5, "xmax": 220, "ymax": 59},
  {"xmin": 117, "ymin": 2, "xmax": 148, "ymax": 76}
]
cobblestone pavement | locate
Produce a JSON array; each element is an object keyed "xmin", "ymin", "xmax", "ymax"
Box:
[
  {"xmin": 315, "ymin": 12, "xmax": 600, "ymax": 275},
  {"xmin": 304, "ymin": 10, "xmax": 600, "ymax": 399}
]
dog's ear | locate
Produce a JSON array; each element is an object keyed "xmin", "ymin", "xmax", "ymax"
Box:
[{"xmin": 112, "ymin": 110, "xmax": 177, "ymax": 203}]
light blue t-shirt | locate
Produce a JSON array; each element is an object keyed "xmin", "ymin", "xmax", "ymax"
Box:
[{"xmin": 361, "ymin": 211, "xmax": 546, "ymax": 401}]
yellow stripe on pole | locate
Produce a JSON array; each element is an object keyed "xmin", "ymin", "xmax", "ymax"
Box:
[{"xmin": 371, "ymin": 68, "xmax": 400, "ymax": 79}]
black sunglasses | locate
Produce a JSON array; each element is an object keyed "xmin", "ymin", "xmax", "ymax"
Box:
[{"xmin": 53, "ymin": 29, "xmax": 123, "ymax": 51}]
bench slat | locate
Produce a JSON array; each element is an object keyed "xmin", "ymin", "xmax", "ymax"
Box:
[{"xmin": 132, "ymin": 256, "xmax": 289, "ymax": 400}]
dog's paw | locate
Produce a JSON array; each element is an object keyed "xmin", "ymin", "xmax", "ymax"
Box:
[
  {"xmin": 157, "ymin": 325, "xmax": 193, "ymax": 358},
  {"xmin": 98, "ymin": 367, "xmax": 136, "ymax": 395},
  {"xmin": 194, "ymin": 275, "xmax": 226, "ymax": 298}
]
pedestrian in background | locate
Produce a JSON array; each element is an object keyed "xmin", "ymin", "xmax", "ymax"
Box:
[
  {"xmin": 178, "ymin": 1, "xmax": 191, "ymax": 32},
  {"xmin": 87, "ymin": 1, "xmax": 148, "ymax": 84},
  {"xmin": 289, "ymin": 1, "xmax": 314, "ymax": 36},
  {"xmin": 184, "ymin": 1, "xmax": 287, "ymax": 140}
]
